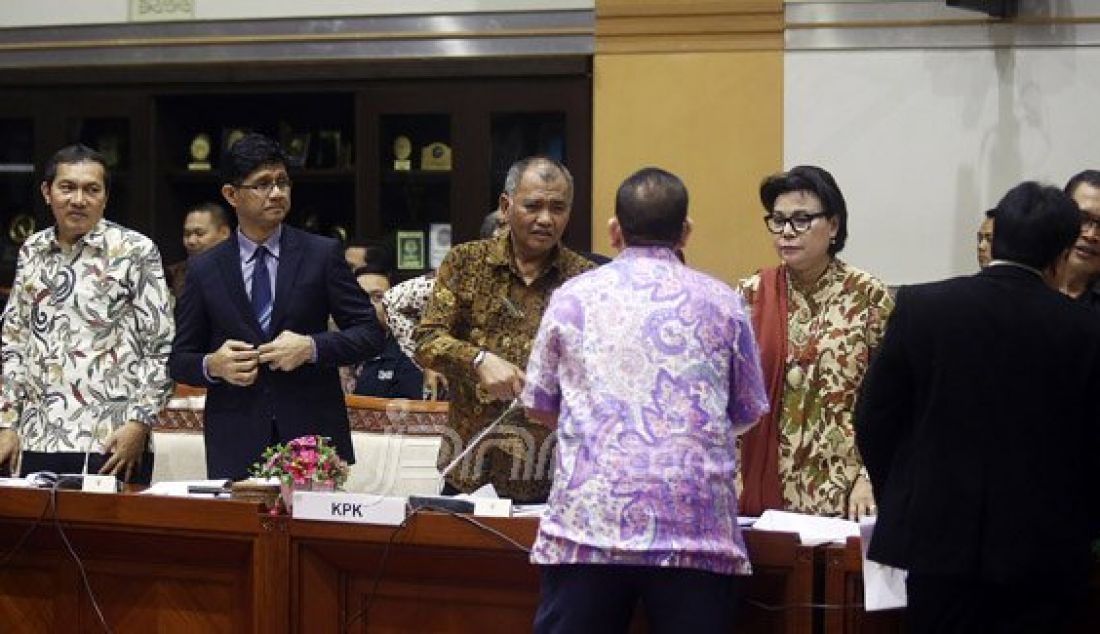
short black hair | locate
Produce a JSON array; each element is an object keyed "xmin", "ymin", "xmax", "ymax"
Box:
[
  {"xmin": 1064, "ymin": 170, "xmax": 1100, "ymax": 198},
  {"xmin": 614, "ymin": 167, "xmax": 688, "ymax": 248},
  {"xmin": 759, "ymin": 165, "xmax": 848, "ymax": 255},
  {"xmin": 989, "ymin": 181, "xmax": 1080, "ymax": 270},
  {"xmin": 43, "ymin": 144, "xmax": 111, "ymax": 192},
  {"xmin": 353, "ymin": 263, "xmax": 392, "ymax": 285},
  {"xmin": 186, "ymin": 201, "xmax": 230, "ymax": 228},
  {"xmin": 221, "ymin": 133, "xmax": 287, "ymax": 185}
]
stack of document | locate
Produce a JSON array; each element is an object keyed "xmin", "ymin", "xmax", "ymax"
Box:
[{"xmin": 750, "ymin": 509, "xmax": 860, "ymax": 546}]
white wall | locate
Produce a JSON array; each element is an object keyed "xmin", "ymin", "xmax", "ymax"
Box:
[
  {"xmin": 0, "ymin": 0, "xmax": 592, "ymax": 27},
  {"xmin": 785, "ymin": 46, "xmax": 1100, "ymax": 285}
]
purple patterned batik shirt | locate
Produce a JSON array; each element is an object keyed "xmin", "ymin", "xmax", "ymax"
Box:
[{"xmin": 521, "ymin": 247, "xmax": 768, "ymax": 575}]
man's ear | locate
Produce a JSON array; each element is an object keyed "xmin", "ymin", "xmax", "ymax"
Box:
[
  {"xmin": 40, "ymin": 181, "xmax": 51, "ymax": 206},
  {"xmin": 676, "ymin": 218, "xmax": 693, "ymax": 250},
  {"xmin": 221, "ymin": 184, "xmax": 238, "ymax": 209},
  {"xmin": 608, "ymin": 217, "xmax": 624, "ymax": 251}
]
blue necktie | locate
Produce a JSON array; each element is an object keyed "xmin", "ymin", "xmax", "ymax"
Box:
[{"xmin": 251, "ymin": 245, "xmax": 273, "ymax": 335}]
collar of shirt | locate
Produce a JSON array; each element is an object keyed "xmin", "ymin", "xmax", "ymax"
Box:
[
  {"xmin": 485, "ymin": 229, "xmax": 564, "ymax": 282},
  {"xmin": 44, "ymin": 219, "xmax": 109, "ymax": 255},
  {"xmin": 987, "ymin": 259, "xmax": 1044, "ymax": 279},
  {"xmin": 616, "ymin": 245, "xmax": 679, "ymax": 263},
  {"xmin": 237, "ymin": 225, "xmax": 283, "ymax": 265}
]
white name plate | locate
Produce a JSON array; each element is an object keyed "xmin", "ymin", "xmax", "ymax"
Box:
[{"xmin": 292, "ymin": 491, "xmax": 406, "ymax": 526}]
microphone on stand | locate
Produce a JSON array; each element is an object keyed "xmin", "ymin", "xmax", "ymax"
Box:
[
  {"xmin": 66, "ymin": 417, "xmax": 119, "ymax": 492},
  {"xmin": 408, "ymin": 398, "xmax": 522, "ymax": 513}
]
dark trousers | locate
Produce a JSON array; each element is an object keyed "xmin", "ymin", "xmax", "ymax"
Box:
[
  {"xmin": 20, "ymin": 451, "xmax": 155, "ymax": 486},
  {"xmin": 906, "ymin": 572, "xmax": 1084, "ymax": 634},
  {"xmin": 535, "ymin": 563, "xmax": 740, "ymax": 634}
]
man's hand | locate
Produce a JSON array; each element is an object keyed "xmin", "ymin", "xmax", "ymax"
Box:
[
  {"xmin": 423, "ymin": 369, "xmax": 448, "ymax": 400},
  {"xmin": 475, "ymin": 352, "xmax": 525, "ymax": 401},
  {"xmin": 0, "ymin": 429, "xmax": 20, "ymax": 474},
  {"xmin": 258, "ymin": 331, "xmax": 314, "ymax": 372},
  {"xmin": 208, "ymin": 339, "xmax": 260, "ymax": 386},
  {"xmin": 847, "ymin": 474, "xmax": 876, "ymax": 521},
  {"xmin": 100, "ymin": 421, "xmax": 149, "ymax": 483}
]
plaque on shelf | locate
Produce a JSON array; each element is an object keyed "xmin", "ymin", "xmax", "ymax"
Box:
[
  {"xmin": 420, "ymin": 142, "xmax": 452, "ymax": 171},
  {"xmin": 187, "ymin": 133, "xmax": 213, "ymax": 171},
  {"xmin": 428, "ymin": 223, "xmax": 451, "ymax": 270},
  {"xmin": 313, "ymin": 130, "xmax": 340, "ymax": 169},
  {"xmin": 97, "ymin": 134, "xmax": 122, "ymax": 169},
  {"xmin": 393, "ymin": 135, "xmax": 412, "ymax": 171},
  {"xmin": 396, "ymin": 230, "xmax": 425, "ymax": 270},
  {"xmin": 8, "ymin": 213, "xmax": 36, "ymax": 245},
  {"xmin": 221, "ymin": 128, "xmax": 248, "ymax": 155}
]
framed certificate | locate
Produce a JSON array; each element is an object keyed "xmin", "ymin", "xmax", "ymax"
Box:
[
  {"xmin": 428, "ymin": 223, "xmax": 451, "ymax": 270},
  {"xmin": 396, "ymin": 230, "xmax": 425, "ymax": 270}
]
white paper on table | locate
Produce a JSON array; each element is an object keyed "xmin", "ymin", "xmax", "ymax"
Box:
[
  {"xmin": 465, "ymin": 483, "xmax": 500, "ymax": 499},
  {"xmin": 0, "ymin": 477, "xmax": 33, "ymax": 488},
  {"xmin": 511, "ymin": 504, "xmax": 547, "ymax": 518},
  {"xmin": 859, "ymin": 517, "xmax": 908, "ymax": 610},
  {"xmin": 140, "ymin": 479, "xmax": 231, "ymax": 497},
  {"xmin": 751, "ymin": 509, "xmax": 860, "ymax": 545}
]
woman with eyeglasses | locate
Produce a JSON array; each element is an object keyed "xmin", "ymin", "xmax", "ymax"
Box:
[{"xmin": 737, "ymin": 165, "xmax": 893, "ymax": 521}]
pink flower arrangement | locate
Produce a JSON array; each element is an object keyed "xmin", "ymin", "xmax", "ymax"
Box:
[{"xmin": 250, "ymin": 435, "xmax": 349, "ymax": 488}]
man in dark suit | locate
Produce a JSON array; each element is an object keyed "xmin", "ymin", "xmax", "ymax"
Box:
[
  {"xmin": 855, "ymin": 181, "xmax": 1100, "ymax": 633},
  {"xmin": 169, "ymin": 133, "xmax": 382, "ymax": 480}
]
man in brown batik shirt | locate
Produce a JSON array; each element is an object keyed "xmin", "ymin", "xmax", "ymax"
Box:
[{"xmin": 415, "ymin": 156, "xmax": 595, "ymax": 502}]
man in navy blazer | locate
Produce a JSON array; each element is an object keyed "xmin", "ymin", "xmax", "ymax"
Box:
[
  {"xmin": 855, "ymin": 182, "xmax": 1100, "ymax": 633},
  {"xmin": 169, "ymin": 133, "xmax": 382, "ymax": 480}
]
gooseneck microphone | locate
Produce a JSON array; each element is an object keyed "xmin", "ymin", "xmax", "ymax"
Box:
[{"xmin": 436, "ymin": 398, "xmax": 521, "ymax": 486}]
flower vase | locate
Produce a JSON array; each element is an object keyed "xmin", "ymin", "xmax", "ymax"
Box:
[{"xmin": 280, "ymin": 480, "xmax": 337, "ymax": 513}]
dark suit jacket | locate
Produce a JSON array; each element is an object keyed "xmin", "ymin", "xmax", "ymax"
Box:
[
  {"xmin": 856, "ymin": 265, "xmax": 1100, "ymax": 585},
  {"xmin": 169, "ymin": 226, "xmax": 383, "ymax": 480}
]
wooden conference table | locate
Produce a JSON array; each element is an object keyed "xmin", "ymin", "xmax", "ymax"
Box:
[{"xmin": 0, "ymin": 488, "xmax": 816, "ymax": 633}]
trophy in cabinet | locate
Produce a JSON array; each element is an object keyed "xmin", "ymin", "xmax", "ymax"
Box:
[
  {"xmin": 7, "ymin": 213, "xmax": 36, "ymax": 245},
  {"xmin": 188, "ymin": 133, "xmax": 213, "ymax": 171},
  {"xmin": 420, "ymin": 142, "xmax": 452, "ymax": 171},
  {"xmin": 393, "ymin": 135, "xmax": 412, "ymax": 171}
]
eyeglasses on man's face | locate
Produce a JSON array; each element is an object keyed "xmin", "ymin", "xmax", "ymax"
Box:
[
  {"xmin": 236, "ymin": 178, "xmax": 292, "ymax": 196},
  {"xmin": 763, "ymin": 211, "xmax": 830, "ymax": 235},
  {"xmin": 1080, "ymin": 211, "xmax": 1100, "ymax": 232}
]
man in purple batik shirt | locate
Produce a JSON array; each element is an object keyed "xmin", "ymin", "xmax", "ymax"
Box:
[{"xmin": 522, "ymin": 167, "xmax": 769, "ymax": 633}]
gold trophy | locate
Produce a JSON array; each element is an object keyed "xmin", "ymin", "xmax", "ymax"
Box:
[
  {"xmin": 393, "ymin": 135, "xmax": 412, "ymax": 171},
  {"xmin": 188, "ymin": 133, "xmax": 213, "ymax": 171}
]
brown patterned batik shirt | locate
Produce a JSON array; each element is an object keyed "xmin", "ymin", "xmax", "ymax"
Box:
[
  {"xmin": 414, "ymin": 230, "xmax": 595, "ymax": 501},
  {"xmin": 738, "ymin": 259, "xmax": 893, "ymax": 516}
]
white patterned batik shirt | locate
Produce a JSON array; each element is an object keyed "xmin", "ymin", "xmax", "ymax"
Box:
[{"xmin": 0, "ymin": 220, "xmax": 175, "ymax": 453}]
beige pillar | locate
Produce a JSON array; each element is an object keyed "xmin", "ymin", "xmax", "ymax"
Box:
[{"xmin": 592, "ymin": 0, "xmax": 783, "ymax": 284}]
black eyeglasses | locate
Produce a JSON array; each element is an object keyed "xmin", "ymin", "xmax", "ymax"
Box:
[
  {"xmin": 1081, "ymin": 211, "xmax": 1100, "ymax": 232},
  {"xmin": 237, "ymin": 178, "xmax": 292, "ymax": 195},
  {"xmin": 763, "ymin": 211, "xmax": 830, "ymax": 235}
]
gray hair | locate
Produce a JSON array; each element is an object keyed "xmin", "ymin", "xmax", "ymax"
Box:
[{"xmin": 503, "ymin": 156, "xmax": 574, "ymax": 203}]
